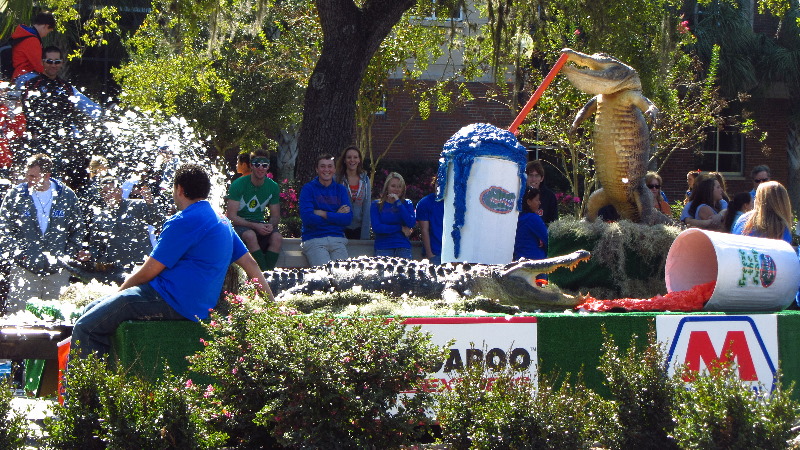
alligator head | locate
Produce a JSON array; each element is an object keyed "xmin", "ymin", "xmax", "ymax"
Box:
[
  {"xmin": 491, "ymin": 250, "xmax": 591, "ymax": 310},
  {"xmin": 560, "ymin": 48, "xmax": 642, "ymax": 95}
]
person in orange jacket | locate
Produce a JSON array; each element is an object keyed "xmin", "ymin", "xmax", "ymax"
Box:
[{"xmin": 11, "ymin": 11, "xmax": 56, "ymax": 87}]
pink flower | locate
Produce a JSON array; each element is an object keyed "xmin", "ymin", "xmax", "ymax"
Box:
[
  {"xmin": 185, "ymin": 379, "xmax": 194, "ymax": 388},
  {"xmin": 574, "ymin": 29, "xmax": 581, "ymax": 35},
  {"xmin": 267, "ymin": 173, "xmax": 274, "ymax": 179}
]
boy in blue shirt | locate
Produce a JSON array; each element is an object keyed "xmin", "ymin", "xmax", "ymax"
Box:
[{"xmin": 299, "ymin": 154, "xmax": 353, "ymax": 266}]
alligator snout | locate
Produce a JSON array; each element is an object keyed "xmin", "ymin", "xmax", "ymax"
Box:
[{"xmin": 560, "ymin": 48, "xmax": 642, "ymax": 95}]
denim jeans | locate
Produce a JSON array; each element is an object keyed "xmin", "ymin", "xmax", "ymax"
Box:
[
  {"xmin": 71, "ymin": 283, "xmax": 186, "ymax": 358},
  {"xmin": 375, "ymin": 247, "xmax": 413, "ymax": 259}
]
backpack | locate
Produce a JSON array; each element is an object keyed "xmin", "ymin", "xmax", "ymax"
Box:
[{"xmin": 0, "ymin": 35, "xmax": 34, "ymax": 80}]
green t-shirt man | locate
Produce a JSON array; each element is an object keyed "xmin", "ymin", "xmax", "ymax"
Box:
[
  {"xmin": 226, "ymin": 175, "xmax": 280, "ymax": 223},
  {"xmin": 225, "ymin": 157, "xmax": 283, "ymax": 271}
]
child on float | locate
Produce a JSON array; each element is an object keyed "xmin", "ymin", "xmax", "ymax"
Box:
[
  {"xmin": 681, "ymin": 173, "xmax": 727, "ymax": 230},
  {"xmin": 722, "ymin": 192, "xmax": 753, "ymax": 233},
  {"xmin": 513, "ymin": 187, "xmax": 548, "ymax": 261},
  {"xmin": 370, "ymin": 172, "xmax": 415, "ymax": 258},
  {"xmin": 335, "ymin": 145, "xmax": 371, "ymax": 240},
  {"xmin": 733, "ymin": 181, "xmax": 792, "ymax": 243},
  {"xmin": 684, "ymin": 170, "xmax": 700, "ymax": 204}
]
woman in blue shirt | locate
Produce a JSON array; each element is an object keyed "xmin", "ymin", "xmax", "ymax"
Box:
[
  {"xmin": 733, "ymin": 181, "xmax": 793, "ymax": 244},
  {"xmin": 371, "ymin": 172, "xmax": 416, "ymax": 258},
  {"xmin": 514, "ymin": 187, "xmax": 548, "ymax": 261}
]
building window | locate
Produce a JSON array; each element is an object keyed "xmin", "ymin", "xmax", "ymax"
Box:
[
  {"xmin": 420, "ymin": 0, "xmax": 464, "ymax": 21},
  {"xmin": 694, "ymin": 126, "xmax": 744, "ymax": 175}
]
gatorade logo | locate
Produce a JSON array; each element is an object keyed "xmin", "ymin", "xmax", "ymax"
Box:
[{"xmin": 657, "ymin": 316, "xmax": 777, "ymax": 391}]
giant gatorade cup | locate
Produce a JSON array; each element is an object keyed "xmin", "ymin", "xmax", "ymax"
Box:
[
  {"xmin": 665, "ymin": 229, "xmax": 800, "ymax": 311},
  {"xmin": 441, "ymin": 156, "xmax": 521, "ymax": 264},
  {"xmin": 436, "ymin": 123, "xmax": 528, "ymax": 265}
]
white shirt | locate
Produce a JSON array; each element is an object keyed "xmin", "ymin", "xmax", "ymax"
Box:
[{"xmin": 30, "ymin": 183, "xmax": 55, "ymax": 235}]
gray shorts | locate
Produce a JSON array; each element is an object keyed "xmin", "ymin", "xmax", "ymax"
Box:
[{"xmin": 300, "ymin": 236, "xmax": 348, "ymax": 267}]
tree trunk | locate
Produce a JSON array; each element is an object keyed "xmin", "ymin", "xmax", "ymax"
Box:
[
  {"xmin": 277, "ymin": 127, "xmax": 300, "ymax": 182},
  {"xmin": 295, "ymin": 0, "xmax": 416, "ymax": 182}
]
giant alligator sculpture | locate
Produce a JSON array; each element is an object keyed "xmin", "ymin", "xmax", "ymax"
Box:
[
  {"xmin": 561, "ymin": 48, "xmax": 668, "ymax": 224},
  {"xmin": 266, "ymin": 251, "xmax": 591, "ymax": 311}
]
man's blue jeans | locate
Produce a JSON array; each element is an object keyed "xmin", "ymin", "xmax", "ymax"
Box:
[
  {"xmin": 71, "ymin": 284, "xmax": 187, "ymax": 358},
  {"xmin": 375, "ymin": 247, "xmax": 413, "ymax": 259}
]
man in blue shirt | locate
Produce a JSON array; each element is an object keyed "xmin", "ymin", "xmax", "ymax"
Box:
[
  {"xmin": 71, "ymin": 164, "xmax": 271, "ymax": 358},
  {"xmin": 299, "ymin": 153, "xmax": 353, "ymax": 266}
]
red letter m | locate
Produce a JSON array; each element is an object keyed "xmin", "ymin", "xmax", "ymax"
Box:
[{"xmin": 682, "ymin": 330, "xmax": 757, "ymax": 381}]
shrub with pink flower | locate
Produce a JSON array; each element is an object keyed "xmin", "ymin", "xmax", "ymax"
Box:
[
  {"xmin": 278, "ymin": 179, "xmax": 300, "ymax": 219},
  {"xmin": 555, "ymin": 192, "xmax": 583, "ymax": 218}
]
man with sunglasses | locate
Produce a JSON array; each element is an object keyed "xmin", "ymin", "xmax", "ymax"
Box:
[
  {"xmin": 22, "ymin": 45, "xmax": 101, "ymax": 190},
  {"xmin": 750, "ymin": 165, "xmax": 771, "ymax": 200},
  {"xmin": 225, "ymin": 149, "xmax": 283, "ymax": 271}
]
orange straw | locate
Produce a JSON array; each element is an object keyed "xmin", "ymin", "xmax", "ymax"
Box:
[{"xmin": 508, "ymin": 52, "xmax": 569, "ymax": 135}]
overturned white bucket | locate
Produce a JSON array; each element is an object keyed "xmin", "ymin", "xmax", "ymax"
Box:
[{"xmin": 665, "ymin": 229, "xmax": 800, "ymax": 311}]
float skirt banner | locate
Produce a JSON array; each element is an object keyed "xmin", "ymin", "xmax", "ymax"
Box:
[
  {"xmin": 402, "ymin": 316, "xmax": 537, "ymax": 393},
  {"xmin": 656, "ymin": 314, "xmax": 778, "ymax": 391}
]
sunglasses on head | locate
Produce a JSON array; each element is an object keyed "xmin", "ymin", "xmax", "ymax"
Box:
[
  {"xmin": 753, "ymin": 178, "xmax": 769, "ymax": 183},
  {"xmin": 647, "ymin": 184, "xmax": 660, "ymax": 189},
  {"xmin": 43, "ymin": 59, "xmax": 62, "ymax": 65}
]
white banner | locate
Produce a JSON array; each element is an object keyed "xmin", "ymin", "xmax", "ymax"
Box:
[{"xmin": 402, "ymin": 316, "xmax": 538, "ymax": 393}]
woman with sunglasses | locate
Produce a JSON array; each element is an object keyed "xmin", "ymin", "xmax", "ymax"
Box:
[{"xmin": 645, "ymin": 172, "xmax": 672, "ymax": 216}]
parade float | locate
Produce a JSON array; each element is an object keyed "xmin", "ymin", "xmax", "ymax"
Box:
[
  {"xmin": 107, "ymin": 49, "xmax": 800, "ymax": 402},
  {"xmin": 8, "ymin": 49, "xmax": 800, "ymax": 405}
]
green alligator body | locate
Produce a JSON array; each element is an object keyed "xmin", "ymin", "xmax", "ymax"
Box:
[{"xmin": 266, "ymin": 251, "xmax": 591, "ymax": 311}]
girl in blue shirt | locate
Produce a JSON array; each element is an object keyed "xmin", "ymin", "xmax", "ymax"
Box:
[
  {"xmin": 733, "ymin": 181, "xmax": 793, "ymax": 244},
  {"xmin": 371, "ymin": 172, "xmax": 416, "ymax": 258},
  {"xmin": 513, "ymin": 187, "xmax": 548, "ymax": 261}
]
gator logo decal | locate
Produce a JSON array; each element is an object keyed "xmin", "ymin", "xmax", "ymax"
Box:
[
  {"xmin": 479, "ymin": 186, "xmax": 515, "ymax": 214},
  {"xmin": 738, "ymin": 249, "xmax": 777, "ymax": 288},
  {"xmin": 759, "ymin": 254, "xmax": 776, "ymax": 288}
]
